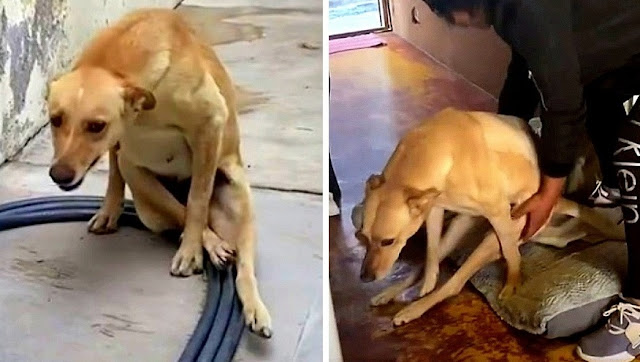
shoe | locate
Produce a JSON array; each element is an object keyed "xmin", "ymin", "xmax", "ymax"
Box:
[
  {"xmin": 589, "ymin": 180, "xmax": 621, "ymax": 207},
  {"xmin": 577, "ymin": 299, "xmax": 640, "ymax": 362},
  {"xmin": 329, "ymin": 192, "xmax": 340, "ymax": 217}
]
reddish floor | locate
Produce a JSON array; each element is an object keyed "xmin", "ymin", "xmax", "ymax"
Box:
[{"xmin": 329, "ymin": 34, "xmax": 583, "ymax": 361}]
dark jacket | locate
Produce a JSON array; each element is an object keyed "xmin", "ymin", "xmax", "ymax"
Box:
[{"xmin": 490, "ymin": 0, "xmax": 640, "ymax": 177}]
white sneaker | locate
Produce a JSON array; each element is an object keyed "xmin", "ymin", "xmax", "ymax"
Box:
[
  {"xmin": 577, "ymin": 299, "xmax": 640, "ymax": 362},
  {"xmin": 589, "ymin": 180, "xmax": 621, "ymax": 207}
]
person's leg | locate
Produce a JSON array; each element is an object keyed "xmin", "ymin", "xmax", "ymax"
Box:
[
  {"xmin": 577, "ymin": 108, "xmax": 640, "ymax": 362},
  {"xmin": 578, "ymin": 63, "xmax": 640, "ymax": 362},
  {"xmin": 583, "ymin": 84, "xmax": 625, "ymax": 205},
  {"xmin": 614, "ymin": 118, "xmax": 640, "ymax": 300}
]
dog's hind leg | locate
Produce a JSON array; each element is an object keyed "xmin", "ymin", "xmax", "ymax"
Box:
[
  {"xmin": 119, "ymin": 156, "xmax": 226, "ymax": 276},
  {"xmin": 532, "ymin": 218, "xmax": 586, "ymax": 247},
  {"xmin": 554, "ymin": 197, "xmax": 622, "ymax": 240},
  {"xmin": 118, "ymin": 156, "xmax": 186, "ymax": 232},
  {"xmin": 421, "ymin": 206, "xmax": 444, "ymax": 296},
  {"xmin": 392, "ymin": 230, "xmax": 501, "ymax": 326},
  {"xmin": 208, "ymin": 159, "xmax": 271, "ymax": 339},
  {"xmin": 487, "ymin": 211, "xmax": 526, "ymax": 300},
  {"xmin": 438, "ymin": 214, "xmax": 483, "ymax": 263},
  {"xmin": 370, "ymin": 269, "xmax": 421, "ymax": 306}
]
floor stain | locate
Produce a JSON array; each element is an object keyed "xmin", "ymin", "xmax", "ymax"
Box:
[
  {"xmin": 12, "ymin": 257, "xmax": 76, "ymax": 280},
  {"xmin": 92, "ymin": 314, "xmax": 154, "ymax": 338},
  {"xmin": 177, "ymin": 6, "xmax": 315, "ymax": 46}
]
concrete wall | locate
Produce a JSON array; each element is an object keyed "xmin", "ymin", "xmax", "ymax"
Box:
[
  {"xmin": 389, "ymin": 0, "xmax": 511, "ymax": 98},
  {"xmin": 0, "ymin": 0, "xmax": 178, "ymax": 164}
]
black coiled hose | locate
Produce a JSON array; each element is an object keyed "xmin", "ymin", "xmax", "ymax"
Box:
[{"xmin": 0, "ymin": 195, "xmax": 244, "ymax": 362}]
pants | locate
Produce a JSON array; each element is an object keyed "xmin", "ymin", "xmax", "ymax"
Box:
[
  {"xmin": 329, "ymin": 155, "xmax": 341, "ymax": 205},
  {"xmin": 499, "ymin": 51, "xmax": 640, "ymax": 298}
]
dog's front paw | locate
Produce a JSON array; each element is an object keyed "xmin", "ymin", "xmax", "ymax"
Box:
[
  {"xmin": 202, "ymin": 229, "xmax": 236, "ymax": 269},
  {"xmin": 170, "ymin": 237, "xmax": 203, "ymax": 277},
  {"xmin": 498, "ymin": 284, "xmax": 516, "ymax": 300},
  {"xmin": 419, "ymin": 276, "xmax": 437, "ymax": 297},
  {"xmin": 370, "ymin": 290, "xmax": 397, "ymax": 306},
  {"xmin": 393, "ymin": 303, "xmax": 425, "ymax": 327},
  {"xmin": 88, "ymin": 207, "xmax": 121, "ymax": 234},
  {"xmin": 243, "ymin": 296, "xmax": 272, "ymax": 338}
]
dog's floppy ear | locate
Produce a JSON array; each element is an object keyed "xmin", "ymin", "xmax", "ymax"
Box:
[
  {"xmin": 404, "ymin": 187, "xmax": 439, "ymax": 216},
  {"xmin": 123, "ymin": 85, "xmax": 156, "ymax": 111},
  {"xmin": 365, "ymin": 174, "xmax": 385, "ymax": 192},
  {"xmin": 45, "ymin": 72, "xmax": 65, "ymax": 100}
]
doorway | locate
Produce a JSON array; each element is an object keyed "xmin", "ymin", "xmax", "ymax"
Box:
[{"xmin": 328, "ymin": 0, "xmax": 391, "ymax": 39}]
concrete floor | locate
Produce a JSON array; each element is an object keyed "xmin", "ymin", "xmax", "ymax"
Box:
[{"xmin": 0, "ymin": 1, "xmax": 322, "ymax": 361}]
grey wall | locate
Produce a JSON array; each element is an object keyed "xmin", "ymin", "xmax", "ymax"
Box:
[{"xmin": 0, "ymin": 0, "xmax": 178, "ymax": 164}]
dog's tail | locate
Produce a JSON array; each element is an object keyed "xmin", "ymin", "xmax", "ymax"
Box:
[{"xmin": 554, "ymin": 198, "xmax": 624, "ymax": 241}]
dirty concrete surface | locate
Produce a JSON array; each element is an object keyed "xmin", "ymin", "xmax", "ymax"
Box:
[{"xmin": 0, "ymin": 1, "xmax": 322, "ymax": 361}]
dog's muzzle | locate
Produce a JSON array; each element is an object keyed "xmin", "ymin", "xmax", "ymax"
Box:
[
  {"xmin": 49, "ymin": 164, "xmax": 76, "ymax": 186},
  {"xmin": 49, "ymin": 163, "xmax": 85, "ymax": 191},
  {"xmin": 360, "ymin": 262, "xmax": 376, "ymax": 282}
]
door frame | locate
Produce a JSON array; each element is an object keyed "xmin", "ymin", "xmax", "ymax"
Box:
[{"xmin": 328, "ymin": 0, "xmax": 392, "ymax": 40}]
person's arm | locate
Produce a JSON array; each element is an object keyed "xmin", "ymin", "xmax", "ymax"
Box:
[
  {"xmin": 498, "ymin": 50, "xmax": 540, "ymax": 121},
  {"xmin": 510, "ymin": 0, "xmax": 586, "ymax": 179},
  {"xmin": 506, "ymin": 0, "xmax": 585, "ymax": 239}
]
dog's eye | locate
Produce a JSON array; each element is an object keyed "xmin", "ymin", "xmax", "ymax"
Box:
[
  {"xmin": 380, "ymin": 238, "xmax": 394, "ymax": 247},
  {"xmin": 50, "ymin": 115, "xmax": 62, "ymax": 128},
  {"xmin": 86, "ymin": 121, "xmax": 107, "ymax": 133}
]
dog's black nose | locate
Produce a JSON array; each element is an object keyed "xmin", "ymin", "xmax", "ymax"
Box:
[
  {"xmin": 49, "ymin": 164, "xmax": 76, "ymax": 185},
  {"xmin": 360, "ymin": 269, "xmax": 375, "ymax": 283}
]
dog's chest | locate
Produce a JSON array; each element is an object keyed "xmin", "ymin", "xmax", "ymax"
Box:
[{"xmin": 120, "ymin": 125, "xmax": 192, "ymax": 180}]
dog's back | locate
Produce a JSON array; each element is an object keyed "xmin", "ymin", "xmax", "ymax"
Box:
[{"xmin": 381, "ymin": 108, "xmax": 540, "ymax": 208}]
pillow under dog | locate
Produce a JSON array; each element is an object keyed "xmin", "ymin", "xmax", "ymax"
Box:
[
  {"xmin": 448, "ymin": 233, "xmax": 626, "ymax": 338},
  {"xmin": 351, "ymin": 203, "xmax": 627, "ymax": 338}
]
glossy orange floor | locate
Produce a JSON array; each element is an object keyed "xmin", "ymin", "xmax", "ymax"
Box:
[{"xmin": 329, "ymin": 34, "xmax": 583, "ymax": 362}]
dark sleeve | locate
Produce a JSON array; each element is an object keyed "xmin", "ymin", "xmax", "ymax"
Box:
[
  {"xmin": 509, "ymin": 1, "xmax": 587, "ymax": 178},
  {"xmin": 497, "ymin": 50, "xmax": 540, "ymax": 121}
]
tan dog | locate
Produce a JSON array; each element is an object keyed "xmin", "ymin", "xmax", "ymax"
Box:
[
  {"xmin": 356, "ymin": 107, "xmax": 621, "ymax": 326},
  {"xmin": 45, "ymin": 9, "xmax": 271, "ymax": 337}
]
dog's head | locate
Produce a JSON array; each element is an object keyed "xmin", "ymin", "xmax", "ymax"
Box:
[
  {"xmin": 357, "ymin": 174, "xmax": 438, "ymax": 282},
  {"xmin": 46, "ymin": 67, "xmax": 155, "ymax": 191}
]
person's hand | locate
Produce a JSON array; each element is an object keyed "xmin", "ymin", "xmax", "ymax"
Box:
[{"xmin": 511, "ymin": 175, "xmax": 566, "ymax": 240}]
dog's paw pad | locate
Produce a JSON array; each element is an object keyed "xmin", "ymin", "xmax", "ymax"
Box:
[
  {"xmin": 392, "ymin": 304, "xmax": 424, "ymax": 326},
  {"xmin": 204, "ymin": 237, "xmax": 236, "ymax": 269},
  {"xmin": 392, "ymin": 315, "xmax": 409, "ymax": 327},
  {"xmin": 87, "ymin": 210, "xmax": 120, "ymax": 234},
  {"xmin": 256, "ymin": 327, "xmax": 272, "ymax": 339},
  {"xmin": 370, "ymin": 295, "xmax": 391, "ymax": 307},
  {"xmin": 170, "ymin": 245, "xmax": 203, "ymax": 277},
  {"xmin": 419, "ymin": 281, "xmax": 437, "ymax": 297},
  {"xmin": 498, "ymin": 285, "xmax": 516, "ymax": 300},
  {"xmin": 370, "ymin": 291, "xmax": 398, "ymax": 306},
  {"xmin": 243, "ymin": 301, "xmax": 272, "ymax": 339}
]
